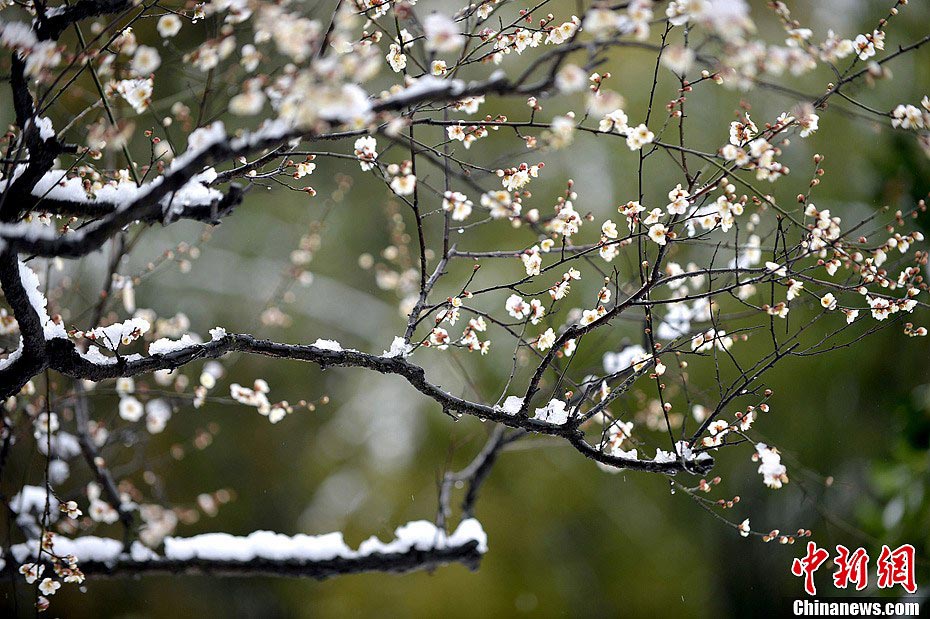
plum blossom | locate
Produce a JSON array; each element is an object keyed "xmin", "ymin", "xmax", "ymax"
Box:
[
  {"xmin": 131, "ymin": 45, "xmax": 161, "ymax": 76},
  {"xmin": 753, "ymin": 443, "xmax": 788, "ymax": 489},
  {"xmin": 625, "ymin": 124, "xmax": 655, "ymax": 150},
  {"xmin": 443, "ymin": 191, "xmax": 473, "ymax": 221},
  {"xmin": 157, "ymin": 14, "xmax": 182, "ymax": 38},
  {"xmin": 115, "ymin": 78, "xmax": 153, "ymax": 114},
  {"xmin": 423, "ymin": 13, "xmax": 465, "ymax": 53}
]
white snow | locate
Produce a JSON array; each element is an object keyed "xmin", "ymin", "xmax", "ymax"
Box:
[
  {"xmin": 32, "ymin": 116, "xmax": 55, "ymax": 141},
  {"xmin": 404, "ymin": 75, "xmax": 462, "ymax": 98},
  {"xmin": 316, "ymin": 84, "xmax": 372, "ymax": 125},
  {"xmin": 0, "ymin": 164, "xmax": 26, "ymax": 193},
  {"xmin": 495, "ymin": 395, "xmax": 524, "ymax": 415},
  {"xmin": 0, "ymin": 220, "xmax": 67, "ymax": 243},
  {"xmin": 11, "ymin": 485, "xmax": 56, "ymax": 516},
  {"xmin": 653, "ymin": 448, "xmax": 676, "ymax": 463},
  {"xmin": 7, "ymin": 519, "xmax": 487, "ymax": 566},
  {"xmin": 654, "ymin": 441, "xmax": 712, "ymax": 464},
  {"xmin": 86, "ymin": 317, "xmax": 150, "ymax": 350},
  {"xmin": 171, "ymin": 122, "xmax": 226, "ymax": 170},
  {"xmin": 77, "ymin": 345, "xmax": 118, "ymax": 365},
  {"xmin": 533, "ymin": 399, "xmax": 569, "ymax": 425},
  {"xmin": 312, "ymin": 338, "xmax": 343, "ymax": 352},
  {"xmin": 18, "ymin": 125, "xmax": 226, "ymax": 220},
  {"xmin": 229, "ymin": 118, "xmax": 294, "ymax": 150},
  {"xmin": 11, "ymin": 535, "xmax": 122, "ymax": 564},
  {"xmin": 382, "ymin": 336, "xmax": 412, "ymax": 358},
  {"xmin": 148, "ymin": 334, "xmax": 201, "ymax": 355},
  {"xmin": 18, "ymin": 259, "xmax": 67, "ymax": 340},
  {"xmin": 0, "ymin": 338, "xmax": 23, "ymax": 371},
  {"xmin": 164, "ymin": 531, "xmax": 349, "ymax": 562},
  {"xmin": 209, "ymin": 326, "xmax": 227, "ymax": 341},
  {"xmin": 162, "ymin": 168, "xmax": 224, "ymax": 217},
  {"xmin": 447, "ymin": 518, "xmax": 488, "ymax": 553}
]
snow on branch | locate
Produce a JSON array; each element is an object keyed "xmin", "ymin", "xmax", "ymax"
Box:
[
  {"xmin": 1, "ymin": 1, "xmax": 929, "ymax": 608},
  {"xmin": 3, "ymin": 519, "xmax": 487, "ymax": 580}
]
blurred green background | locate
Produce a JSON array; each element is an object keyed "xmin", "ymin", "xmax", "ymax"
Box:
[{"xmin": 2, "ymin": 1, "xmax": 929, "ymax": 616}]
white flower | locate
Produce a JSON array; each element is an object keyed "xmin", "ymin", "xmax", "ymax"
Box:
[
  {"xmin": 666, "ymin": 184, "xmax": 690, "ymax": 215},
  {"xmin": 229, "ymin": 90, "xmax": 266, "ymax": 116},
  {"xmin": 390, "ymin": 174, "xmax": 416, "ymax": 196},
  {"xmin": 354, "ymin": 136, "xmax": 378, "ymax": 171},
  {"xmin": 820, "ymin": 293, "xmax": 837, "ymax": 310},
  {"xmin": 643, "ymin": 208, "xmax": 663, "ymax": 226},
  {"xmin": 555, "ymin": 64, "xmax": 587, "ymax": 93},
  {"xmin": 853, "ymin": 33, "xmax": 875, "ymax": 60},
  {"xmin": 599, "ymin": 109, "xmax": 629, "ymax": 133},
  {"xmin": 648, "ymin": 223, "xmax": 668, "ymax": 245},
  {"xmin": 580, "ymin": 307, "xmax": 606, "ymax": 325},
  {"xmin": 798, "ymin": 112, "xmax": 819, "ymax": 137},
  {"xmin": 130, "ymin": 45, "xmax": 161, "ymax": 76},
  {"xmin": 89, "ymin": 498, "xmax": 119, "ymax": 523},
  {"xmin": 601, "ymin": 220, "xmax": 618, "ymax": 239},
  {"xmin": 429, "ymin": 327, "xmax": 450, "ymax": 349},
  {"xmin": 528, "ymin": 299, "xmax": 546, "ymax": 324},
  {"xmin": 423, "ymin": 13, "xmax": 465, "ymax": 53},
  {"xmin": 19, "ymin": 563, "xmax": 44, "ymax": 584},
  {"xmin": 240, "ymin": 44, "xmax": 261, "ymax": 72},
  {"xmin": 548, "ymin": 115, "xmax": 575, "ymax": 148},
  {"xmin": 867, "ymin": 296, "xmax": 893, "ymax": 320},
  {"xmin": 625, "ymin": 123, "xmax": 654, "ymax": 150},
  {"xmin": 268, "ymin": 406, "xmax": 287, "ymax": 424},
  {"xmin": 754, "ymin": 443, "xmax": 788, "ymax": 489},
  {"xmin": 386, "ymin": 43, "xmax": 407, "ymax": 72},
  {"xmin": 443, "ymin": 191, "xmax": 473, "ymax": 221},
  {"xmin": 294, "ymin": 160, "xmax": 316, "ymax": 179},
  {"xmin": 119, "ymin": 395, "xmax": 144, "ymax": 422},
  {"xmin": 536, "ymin": 328, "xmax": 556, "ymax": 351},
  {"xmin": 764, "ymin": 261, "xmax": 787, "ymax": 277},
  {"xmin": 116, "ymin": 377, "xmax": 135, "ymax": 395},
  {"xmin": 61, "ymin": 500, "xmax": 82, "ymax": 519},
  {"xmin": 454, "ymin": 96, "xmax": 485, "ymax": 114},
  {"xmin": 447, "ymin": 125, "xmax": 467, "ymax": 142},
  {"xmin": 115, "ymin": 78, "xmax": 153, "ymax": 114},
  {"xmin": 39, "ymin": 578, "xmax": 60, "ymax": 596},
  {"xmin": 545, "ymin": 17, "xmax": 580, "ymax": 45},
  {"xmin": 583, "ymin": 8, "xmax": 624, "ymax": 39},
  {"xmin": 505, "ymin": 294, "xmax": 530, "ymax": 319},
  {"xmin": 738, "ymin": 518, "xmax": 751, "ymax": 537},
  {"xmin": 521, "ymin": 245, "xmax": 541, "ymax": 275},
  {"xmin": 661, "ymin": 45, "xmax": 695, "ymax": 75},
  {"xmin": 23, "ymin": 41, "xmax": 61, "ymax": 77},
  {"xmin": 891, "ymin": 104, "xmax": 925, "ymax": 130},
  {"xmin": 483, "ymin": 190, "xmax": 517, "ymax": 219},
  {"xmin": 146, "ymin": 399, "xmax": 172, "ymax": 434},
  {"xmin": 157, "ymin": 14, "xmax": 182, "ymax": 38}
]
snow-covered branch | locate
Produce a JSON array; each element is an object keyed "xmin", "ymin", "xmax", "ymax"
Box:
[{"xmin": 3, "ymin": 519, "xmax": 487, "ymax": 580}]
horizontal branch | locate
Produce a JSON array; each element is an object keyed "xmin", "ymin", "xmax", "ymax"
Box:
[
  {"xmin": 3, "ymin": 520, "xmax": 486, "ymax": 580},
  {"xmin": 15, "ymin": 331, "xmax": 711, "ymax": 474},
  {"xmin": 34, "ymin": 544, "xmax": 482, "ymax": 580}
]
